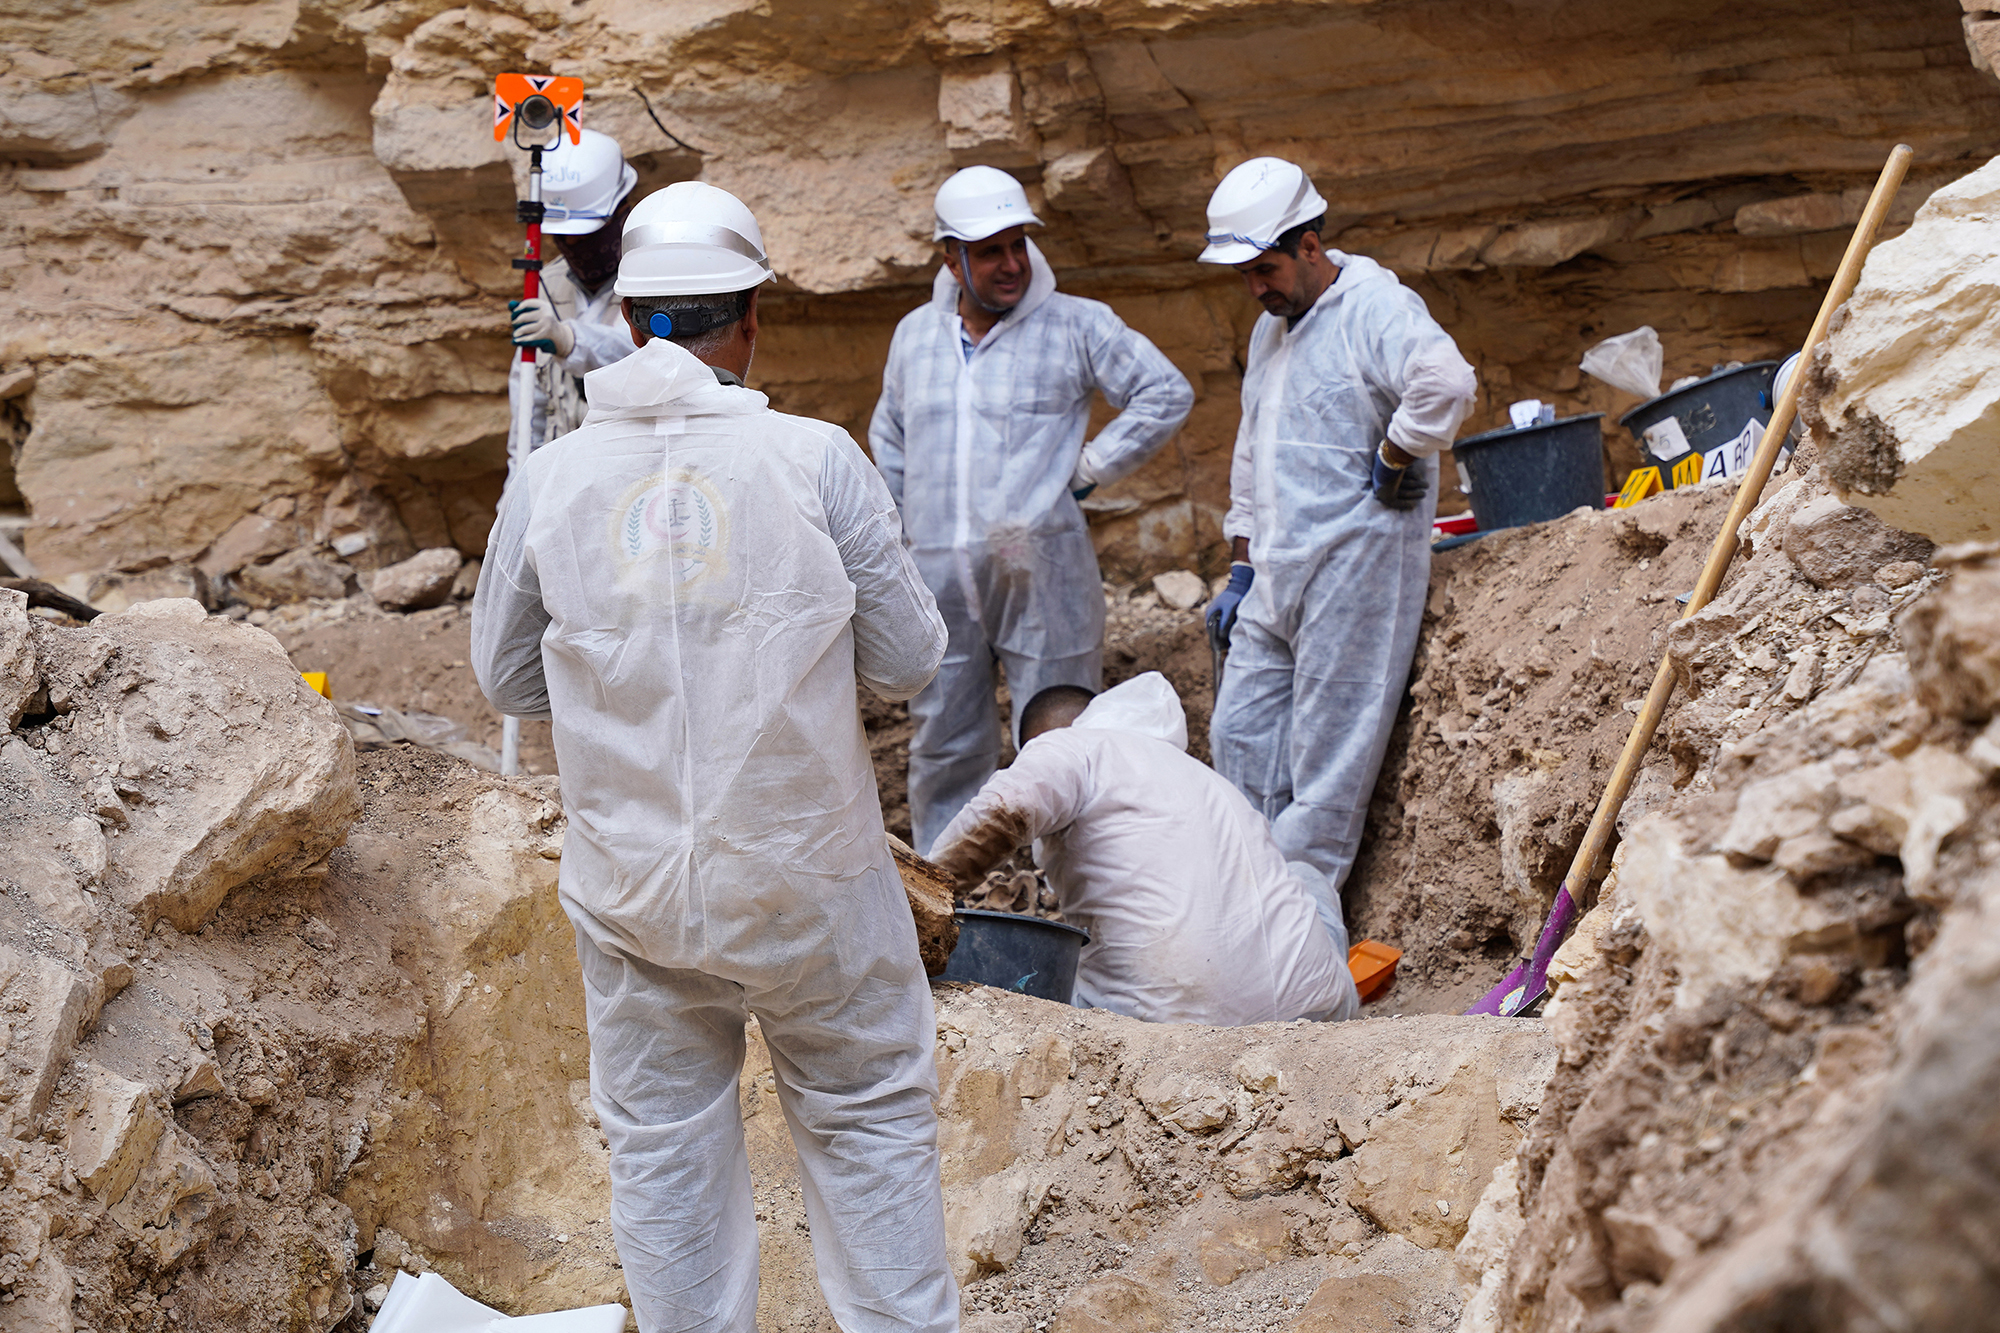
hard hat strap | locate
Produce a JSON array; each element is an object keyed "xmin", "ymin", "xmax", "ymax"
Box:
[{"xmin": 957, "ymin": 241, "xmax": 1018, "ymax": 317}]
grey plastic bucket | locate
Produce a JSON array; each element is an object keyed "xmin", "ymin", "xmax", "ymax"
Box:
[
  {"xmin": 1619, "ymin": 361, "xmax": 1778, "ymax": 483},
  {"xmin": 1451, "ymin": 414, "xmax": 1607, "ymax": 532},
  {"xmin": 939, "ymin": 910, "xmax": 1089, "ymax": 1004}
]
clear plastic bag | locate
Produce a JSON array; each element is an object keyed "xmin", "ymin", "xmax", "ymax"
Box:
[{"xmin": 1580, "ymin": 326, "xmax": 1663, "ymax": 399}]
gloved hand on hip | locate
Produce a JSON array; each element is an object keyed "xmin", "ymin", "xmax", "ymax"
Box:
[
  {"xmin": 1369, "ymin": 443, "xmax": 1428, "ymax": 511},
  {"xmin": 509, "ymin": 297, "xmax": 576, "ymax": 358},
  {"xmin": 1205, "ymin": 562, "xmax": 1254, "ymax": 655}
]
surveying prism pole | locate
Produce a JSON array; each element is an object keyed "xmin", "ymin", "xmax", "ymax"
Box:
[
  {"xmin": 500, "ymin": 147, "xmax": 547, "ymax": 775},
  {"xmin": 492, "ymin": 76, "xmax": 583, "ymax": 776}
]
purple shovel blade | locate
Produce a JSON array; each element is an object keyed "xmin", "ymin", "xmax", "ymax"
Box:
[{"xmin": 1464, "ymin": 885, "xmax": 1580, "ymax": 1017}]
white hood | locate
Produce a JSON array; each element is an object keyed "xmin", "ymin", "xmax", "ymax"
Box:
[
  {"xmin": 1070, "ymin": 671, "xmax": 1188, "ymax": 752},
  {"xmin": 579, "ymin": 335, "xmax": 765, "ymax": 425}
]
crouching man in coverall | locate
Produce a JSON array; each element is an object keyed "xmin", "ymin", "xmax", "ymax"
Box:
[
  {"xmin": 472, "ymin": 180, "xmax": 958, "ymax": 1333},
  {"xmin": 1199, "ymin": 158, "xmax": 1477, "ymax": 893},
  {"xmin": 871, "ymin": 165, "xmax": 1194, "ymax": 856},
  {"xmin": 929, "ymin": 673, "xmax": 1359, "ymax": 1026}
]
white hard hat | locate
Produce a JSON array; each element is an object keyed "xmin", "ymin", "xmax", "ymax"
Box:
[
  {"xmin": 933, "ymin": 165, "xmax": 1043, "ymax": 242},
  {"xmin": 1198, "ymin": 157, "xmax": 1329, "ymax": 265},
  {"xmin": 540, "ymin": 128, "xmax": 638, "ymax": 236},
  {"xmin": 616, "ymin": 181, "xmax": 775, "ymax": 297}
]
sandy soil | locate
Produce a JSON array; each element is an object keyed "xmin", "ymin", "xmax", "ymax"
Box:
[{"xmin": 1348, "ymin": 483, "xmax": 1741, "ymax": 1015}]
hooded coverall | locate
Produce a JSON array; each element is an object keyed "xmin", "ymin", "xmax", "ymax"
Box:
[
  {"xmin": 934, "ymin": 673, "xmax": 1359, "ymax": 1025},
  {"xmin": 1212, "ymin": 251, "xmax": 1477, "ymax": 890},
  {"xmin": 870, "ymin": 239, "xmax": 1194, "ymax": 855},
  {"xmin": 472, "ymin": 336, "xmax": 956, "ymax": 1333}
]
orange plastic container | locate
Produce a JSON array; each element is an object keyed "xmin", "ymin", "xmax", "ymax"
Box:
[{"xmin": 1348, "ymin": 940, "xmax": 1402, "ymax": 1004}]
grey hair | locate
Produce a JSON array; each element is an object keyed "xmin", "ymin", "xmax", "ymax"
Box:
[{"xmin": 628, "ymin": 289, "xmax": 753, "ymax": 358}]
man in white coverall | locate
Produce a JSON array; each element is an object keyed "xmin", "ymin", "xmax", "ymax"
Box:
[
  {"xmin": 930, "ymin": 673, "xmax": 1360, "ymax": 1025},
  {"xmin": 472, "ymin": 181, "xmax": 958, "ymax": 1333},
  {"xmin": 1199, "ymin": 158, "xmax": 1477, "ymax": 891},
  {"xmin": 870, "ymin": 165, "xmax": 1194, "ymax": 856},
  {"xmin": 507, "ymin": 127, "xmax": 645, "ymax": 444}
]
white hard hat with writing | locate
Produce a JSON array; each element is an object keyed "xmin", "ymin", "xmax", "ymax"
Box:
[
  {"xmin": 1198, "ymin": 157, "xmax": 1329, "ymax": 265},
  {"xmin": 540, "ymin": 128, "xmax": 639, "ymax": 236},
  {"xmin": 933, "ymin": 165, "xmax": 1044, "ymax": 242},
  {"xmin": 616, "ymin": 181, "xmax": 775, "ymax": 297}
]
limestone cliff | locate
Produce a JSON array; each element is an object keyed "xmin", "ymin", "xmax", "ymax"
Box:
[{"xmin": 3, "ymin": 0, "xmax": 1997, "ymax": 594}]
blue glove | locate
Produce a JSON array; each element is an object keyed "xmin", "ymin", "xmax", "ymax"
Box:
[
  {"xmin": 1370, "ymin": 446, "xmax": 1428, "ymax": 510},
  {"xmin": 1205, "ymin": 562, "xmax": 1254, "ymax": 655},
  {"xmin": 1070, "ymin": 484, "xmax": 1097, "ymax": 501}
]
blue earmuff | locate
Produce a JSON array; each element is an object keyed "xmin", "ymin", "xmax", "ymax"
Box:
[{"xmin": 648, "ymin": 311, "xmax": 675, "ymax": 339}]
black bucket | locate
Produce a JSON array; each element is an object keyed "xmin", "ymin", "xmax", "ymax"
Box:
[
  {"xmin": 1452, "ymin": 414, "xmax": 1607, "ymax": 532},
  {"xmin": 938, "ymin": 910, "xmax": 1089, "ymax": 1004},
  {"xmin": 1619, "ymin": 362, "xmax": 1778, "ymax": 485}
]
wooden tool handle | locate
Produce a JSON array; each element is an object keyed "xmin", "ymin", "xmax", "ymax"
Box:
[{"xmin": 1559, "ymin": 144, "xmax": 1915, "ymax": 901}]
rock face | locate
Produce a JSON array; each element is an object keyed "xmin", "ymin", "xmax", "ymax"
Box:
[
  {"xmin": 1454, "ymin": 548, "xmax": 2000, "ymax": 1330},
  {"xmin": 1779, "ymin": 493, "xmax": 1933, "ymax": 589},
  {"xmin": 1805, "ymin": 155, "xmax": 2000, "ymax": 542},
  {"xmin": 4, "ymin": 1, "xmax": 1998, "ymax": 589}
]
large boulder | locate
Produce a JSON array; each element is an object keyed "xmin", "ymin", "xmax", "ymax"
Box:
[
  {"xmin": 27, "ymin": 598, "xmax": 362, "ymax": 931},
  {"xmin": 368, "ymin": 546, "xmax": 463, "ymax": 612},
  {"xmin": 235, "ymin": 547, "xmax": 354, "ymax": 609},
  {"xmin": 1804, "ymin": 155, "xmax": 2000, "ymax": 543}
]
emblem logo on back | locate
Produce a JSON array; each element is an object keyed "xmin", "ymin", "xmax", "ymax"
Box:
[{"xmin": 613, "ymin": 471, "xmax": 728, "ymax": 586}]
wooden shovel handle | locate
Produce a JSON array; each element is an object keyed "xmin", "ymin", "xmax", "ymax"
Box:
[{"xmin": 1559, "ymin": 143, "xmax": 1915, "ymax": 902}]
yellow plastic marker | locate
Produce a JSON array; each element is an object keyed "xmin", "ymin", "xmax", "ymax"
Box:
[
  {"xmin": 301, "ymin": 672, "xmax": 329, "ymax": 697},
  {"xmin": 1613, "ymin": 467, "xmax": 1662, "ymax": 509},
  {"xmin": 1670, "ymin": 454, "xmax": 1704, "ymax": 489}
]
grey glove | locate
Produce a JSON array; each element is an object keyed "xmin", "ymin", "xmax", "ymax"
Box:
[
  {"xmin": 509, "ymin": 297, "xmax": 576, "ymax": 358},
  {"xmin": 1370, "ymin": 447, "xmax": 1428, "ymax": 511}
]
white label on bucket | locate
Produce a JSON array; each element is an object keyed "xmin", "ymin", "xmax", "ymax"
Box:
[
  {"xmin": 1725, "ymin": 418, "xmax": 1761, "ymax": 472},
  {"xmin": 1699, "ymin": 420, "xmax": 1761, "ymax": 481},
  {"xmin": 1643, "ymin": 416, "xmax": 1692, "ymax": 461}
]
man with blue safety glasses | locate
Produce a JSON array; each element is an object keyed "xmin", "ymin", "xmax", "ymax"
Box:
[
  {"xmin": 1200, "ymin": 157, "xmax": 1478, "ymax": 895},
  {"xmin": 506, "ymin": 127, "xmax": 645, "ymax": 446}
]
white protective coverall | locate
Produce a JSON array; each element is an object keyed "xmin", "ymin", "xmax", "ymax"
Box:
[
  {"xmin": 471, "ymin": 336, "xmax": 956, "ymax": 1333},
  {"xmin": 526, "ymin": 254, "xmax": 636, "ymax": 446},
  {"xmin": 1212, "ymin": 251, "xmax": 1476, "ymax": 890},
  {"xmin": 869, "ymin": 240, "xmax": 1193, "ymax": 856},
  {"xmin": 935, "ymin": 673, "xmax": 1359, "ymax": 1025}
]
